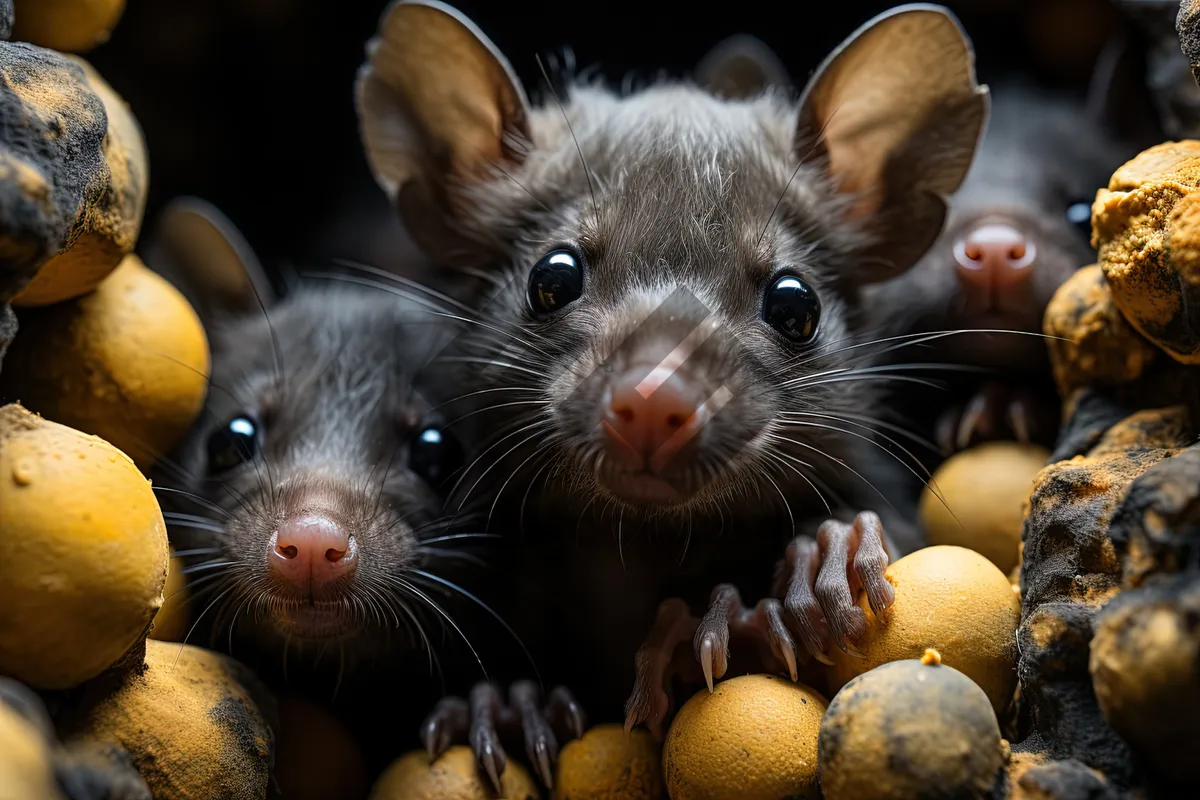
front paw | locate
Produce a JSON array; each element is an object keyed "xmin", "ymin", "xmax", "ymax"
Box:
[
  {"xmin": 774, "ymin": 511, "xmax": 896, "ymax": 660},
  {"xmin": 420, "ymin": 681, "xmax": 585, "ymax": 791},
  {"xmin": 624, "ymin": 590, "xmax": 802, "ymax": 738}
]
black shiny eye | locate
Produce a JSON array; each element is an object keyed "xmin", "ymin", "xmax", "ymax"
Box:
[
  {"xmin": 763, "ymin": 274, "xmax": 821, "ymax": 343},
  {"xmin": 409, "ymin": 426, "xmax": 464, "ymax": 492},
  {"xmin": 1066, "ymin": 200, "xmax": 1092, "ymax": 239},
  {"xmin": 206, "ymin": 415, "xmax": 259, "ymax": 474},
  {"xmin": 528, "ymin": 248, "xmax": 584, "ymax": 315}
]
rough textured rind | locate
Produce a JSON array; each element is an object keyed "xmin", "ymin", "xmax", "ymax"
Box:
[
  {"xmin": 58, "ymin": 640, "xmax": 276, "ymax": 800},
  {"xmin": 1043, "ymin": 265, "xmax": 1157, "ymax": 397},
  {"xmin": 12, "ymin": 55, "xmax": 147, "ymax": 306},
  {"xmin": 1003, "ymin": 757, "xmax": 1120, "ymax": 800},
  {"xmin": 1089, "ymin": 576, "xmax": 1200, "ymax": 789},
  {"xmin": 818, "ymin": 658, "xmax": 1005, "ymax": 800},
  {"xmin": 663, "ymin": 674, "xmax": 825, "ymax": 800},
  {"xmin": 0, "ymin": 0, "xmax": 11, "ymax": 42},
  {"xmin": 1107, "ymin": 440, "xmax": 1200, "ymax": 585},
  {"xmin": 1180, "ymin": 0, "xmax": 1200, "ymax": 88},
  {"xmin": 552, "ymin": 724, "xmax": 664, "ymax": 800},
  {"xmin": 0, "ymin": 41, "xmax": 107, "ymax": 301},
  {"xmin": 1016, "ymin": 400, "xmax": 1193, "ymax": 788},
  {"xmin": 1092, "ymin": 141, "xmax": 1200, "ymax": 363},
  {"xmin": 54, "ymin": 741, "xmax": 152, "ymax": 800}
]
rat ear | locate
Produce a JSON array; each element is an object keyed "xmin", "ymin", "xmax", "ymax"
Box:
[
  {"xmin": 144, "ymin": 197, "xmax": 275, "ymax": 324},
  {"xmin": 796, "ymin": 4, "xmax": 989, "ymax": 283},
  {"xmin": 696, "ymin": 34, "xmax": 792, "ymax": 99},
  {"xmin": 355, "ymin": 0, "xmax": 531, "ymax": 264},
  {"xmin": 1086, "ymin": 33, "xmax": 1161, "ymax": 146}
]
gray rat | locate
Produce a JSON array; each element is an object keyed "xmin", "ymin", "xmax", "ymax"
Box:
[
  {"xmin": 864, "ymin": 39, "xmax": 1161, "ymax": 456},
  {"xmin": 143, "ymin": 198, "xmax": 555, "ymax": 772},
  {"xmin": 355, "ymin": 0, "xmax": 988, "ymax": 785}
]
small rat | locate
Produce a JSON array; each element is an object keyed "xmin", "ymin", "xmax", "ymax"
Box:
[
  {"xmin": 144, "ymin": 198, "xmax": 563, "ymax": 770},
  {"xmin": 355, "ymin": 0, "xmax": 987, "ymax": 783},
  {"xmin": 864, "ymin": 38, "xmax": 1161, "ymax": 456}
]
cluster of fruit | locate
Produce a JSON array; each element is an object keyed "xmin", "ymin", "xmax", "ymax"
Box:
[{"xmin": 0, "ymin": 3, "xmax": 288, "ymax": 799}]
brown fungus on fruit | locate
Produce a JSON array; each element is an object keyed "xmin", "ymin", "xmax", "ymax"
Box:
[
  {"xmin": 818, "ymin": 658, "xmax": 1006, "ymax": 800},
  {"xmin": 1090, "ymin": 574, "xmax": 1200, "ymax": 789},
  {"xmin": 1043, "ymin": 264, "xmax": 1157, "ymax": 397},
  {"xmin": 0, "ymin": 41, "xmax": 107, "ymax": 302},
  {"xmin": 1015, "ymin": 397, "xmax": 1194, "ymax": 785}
]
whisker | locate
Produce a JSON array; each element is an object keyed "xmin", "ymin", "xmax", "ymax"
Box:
[{"xmin": 409, "ymin": 569, "xmax": 541, "ymax": 684}]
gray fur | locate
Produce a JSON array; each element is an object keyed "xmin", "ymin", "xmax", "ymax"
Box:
[
  {"xmin": 167, "ymin": 284, "xmax": 455, "ymax": 646},
  {"xmin": 434, "ymin": 81, "xmax": 894, "ymax": 527},
  {"xmin": 866, "ymin": 79, "xmax": 1145, "ymax": 370}
]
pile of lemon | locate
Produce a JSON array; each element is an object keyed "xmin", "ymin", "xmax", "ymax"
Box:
[{"xmin": 0, "ymin": 3, "xmax": 283, "ymax": 799}]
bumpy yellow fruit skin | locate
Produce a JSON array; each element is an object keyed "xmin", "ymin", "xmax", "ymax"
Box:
[
  {"xmin": 920, "ymin": 442, "xmax": 1049, "ymax": 575},
  {"xmin": 827, "ymin": 545, "xmax": 1022, "ymax": 715},
  {"xmin": 663, "ymin": 674, "xmax": 827, "ymax": 800},
  {"xmin": 12, "ymin": 55, "xmax": 147, "ymax": 306},
  {"xmin": 2, "ymin": 255, "xmax": 210, "ymax": 469},
  {"xmin": 60, "ymin": 639, "xmax": 275, "ymax": 800},
  {"xmin": 0, "ymin": 403, "xmax": 167, "ymax": 690},
  {"xmin": 12, "ymin": 0, "xmax": 126, "ymax": 55},
  {"xmin": 370, "ymin": 747, "xmax": 539, "ymax": 800},
  {"xmin": 0, "ymin": 702, "xmax": 64, "ymax": 800},
  {"xmin": 552, "ymin": 724, "xmax": 663, "ymax": 800}
]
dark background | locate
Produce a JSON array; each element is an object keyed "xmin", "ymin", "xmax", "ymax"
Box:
[{"xmin": 82, "ymin": 0, "xmax": 1124, "ymax": 282}]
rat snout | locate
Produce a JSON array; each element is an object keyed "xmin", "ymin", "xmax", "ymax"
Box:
[
  {"xmin": 602, "ymin": 362, "xmax": 707, "ymax": 473},
  {"xmin": 953, "ymin": 223, "xmax": 1036, "ymax": 290},
  {"xmin": 268, "ymin": 514, "xmax": 358, "ymax": 590}
]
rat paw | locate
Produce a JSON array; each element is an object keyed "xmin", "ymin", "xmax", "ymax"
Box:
[
  {"xmin": 625, "ymin": 598, "xmax": 701, "ymax": 739},
  {"xmin": 694, "ymin": 584, "xmax": 798, "ymax": 690},
  {"xmin": 419, "ymin": 681, "xmax": 584, "ymax": 790},
  {"xmin": 625, "ymin": 591, "xmax": 801, "ymax": 737},
  {"xmin": 935, "ymin": 381, "xmax": 1052, "ymax": 454},
  {"xmin": 777, "ymin": 511, "xmax": 895, "ymax": 659}
]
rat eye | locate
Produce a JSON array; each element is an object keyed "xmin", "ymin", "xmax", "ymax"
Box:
[
  {"xmin": 409, "ymin": 426, "xmax": 464, "ymax": 491},
  {"xmin": 528, "ymin": 248, "xmax": 584, "ymax": 315},
  {"xmin": 206, "ymin": 415, "xmax": 259, "ymax": 474},
  {"xmin": 763, "ymin": 274, "xmax": 821, "ymax": 344},
  {"xmin": 1066, "ymin": 200, "xmax": 1092, "ymax": 239}
]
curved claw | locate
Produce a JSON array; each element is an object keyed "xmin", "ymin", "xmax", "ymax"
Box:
[
  {"xmin": 476, "ymin": 740, "xmax": 504, "ymax": 796},
  {"xmin": 698, "ymin": 634, "xmax": 717, "ymax": 692},
  {"xmin": 420, "ymin": 696, "xmax": 468, "ymax": 761}
]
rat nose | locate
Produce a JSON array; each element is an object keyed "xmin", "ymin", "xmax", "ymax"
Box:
[
  {"xmin": 269, "ymin": 515, "xmax": 357, "ymax": 588},
  {"xmin": 953, "ymin": 223, "xmax": 1036, "ymax": 288},
  {"xmin": 602, "ymin": 362, "xmax": 706, "ymax": 470}
]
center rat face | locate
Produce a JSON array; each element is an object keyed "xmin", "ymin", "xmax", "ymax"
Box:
[
  {"xmin": 173, "ymin": 289, "xmax": 462, "ymax": 643},
  {"xmin": 355, "ymin": 1, "xmax": 990, "ymax": 522},
  {"xmin": 459, "ymin": 110, "xmax": 861, "ymax": 512}
]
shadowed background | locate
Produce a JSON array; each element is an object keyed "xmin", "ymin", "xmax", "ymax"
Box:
[{"xmin": 84, "ymin": 0, "xmax": 1125, "ymax": 284}]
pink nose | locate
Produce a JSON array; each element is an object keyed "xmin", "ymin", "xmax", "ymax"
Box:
[
  {"xmin": 602, "ymin": 362, "xmax": 705, "ymax": 471},
  {"xmin": 953, "ymin": 223, "xmax": 1035, "ymax": 288},
  {"xmin": 268, "ymin": 515, "xmax": 357, "ymax": 588}
]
